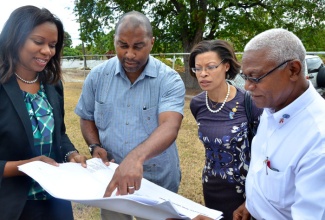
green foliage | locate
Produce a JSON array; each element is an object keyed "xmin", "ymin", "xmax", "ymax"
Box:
[
  {"xmin": 297, "ymin": 28, "xmax": 325, "ymax": 51},
  {"xmin": 64, "ymin": 32, "xmax": 73, "ymax": 48},
  {"xmin": 155, "ymin": 57, "xmax": 173, "ymax": 67},
  {"xmin": 155, "ymin": 56, "xmax": 185, "ymax": 73},
  {"xmin": 235, "ymin": 53, "xmax": 243, "ymax": 63},
  {"xmin": 89, "ymin": 30, "xmax": 115, "ymax": 55},
  {"xmin": 63, "ymin": 47, "xmax": 82, "ymax": 58},
  {"xmin": 74, "ymin": 0, "xmax": 325, "ymax": 53},
  {"xmin": 175, "ymin": 58, "xmax": 184, "ymax": 66},
  {"xmin": 72, "ymin": 0, "xmax": 325, "ymax": 89}
]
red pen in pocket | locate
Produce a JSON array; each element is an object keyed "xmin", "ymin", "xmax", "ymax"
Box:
[
  {"xmin": 266, "ymin": 157, "xmax": 271, "ymax": 168},
  {"xmin": 265, "ymin": 157, "xmax": 270, "ymax": 175}
]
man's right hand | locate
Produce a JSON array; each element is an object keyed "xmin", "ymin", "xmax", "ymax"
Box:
[{"xmin": 92, "ymin": 147, "xmax": 113, "ymax": 165}]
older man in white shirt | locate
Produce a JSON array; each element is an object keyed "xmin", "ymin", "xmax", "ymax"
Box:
[{"xmin": 233, "ymin": 28, "xmax": 325, "ymax": 220}]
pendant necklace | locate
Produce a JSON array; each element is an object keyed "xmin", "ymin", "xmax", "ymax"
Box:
[
  {"xmin": 209, "ymin": 98, "xmax": 218, "ymax": 109},
  {"xmin": 15, "ymin": 72, "xmax": 39, "ymax": 84},
  {"xmin": 206, "ymin": 82, "xmax": 230, "ymax": 113}
]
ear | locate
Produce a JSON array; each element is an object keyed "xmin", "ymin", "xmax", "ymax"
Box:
[
  {"xmin": 225, "ymin": 62, "xmax": 230, "ymax": 72},
  {"xmin": 149, "ymin": 37, "xmax": 155, "ymax": 51},
  {"xmin": 288, "ymin": 60, "xmax": 302, "ymax": 81}
]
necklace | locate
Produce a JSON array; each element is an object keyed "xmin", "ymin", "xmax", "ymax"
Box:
[
  {"xmin": 209, "ymin": 98, "xmax": 218, "ymax": 109},
  {"xmin": 206, "ymin": 82, "xmax": 230, "ymax": 113},
  {"xmin": 15, "ymin": 73, "xmax": 39, "ymax": 84}
]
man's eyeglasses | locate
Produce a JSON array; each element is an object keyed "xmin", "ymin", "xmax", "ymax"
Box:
[
  {"xmin": 191, "ymin": 59, "xmax": 224, "ymax": 74},
  {"xmin": 240, "ymin": 59, "xmax": 293, "ymax": 83}
]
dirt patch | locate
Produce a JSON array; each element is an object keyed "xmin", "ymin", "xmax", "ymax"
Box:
[
  {"xmin": 63, "ymin": 68, "xmax": 90, "ymax": 76},
  {"xmin": 62, "ymin": 69, "xmax": 90, "ymax": 83}
]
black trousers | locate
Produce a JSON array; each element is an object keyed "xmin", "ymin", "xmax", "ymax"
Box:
[{"xmin": 19, "ymin": 198, "xmax": 73, "ymax": 220}]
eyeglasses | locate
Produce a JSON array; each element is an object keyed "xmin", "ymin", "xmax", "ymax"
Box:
[
  {"xmin": 240, "ymin": 59, "xmax": 293, "ymax": 83},
  {"xmin": 191, "ymin": 59, "xmax": 224, "ymax": 74}
]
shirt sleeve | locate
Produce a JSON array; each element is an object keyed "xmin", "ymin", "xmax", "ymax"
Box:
[
  {"xmin": 74, "ymin": 68, "xmax": 98, "ymax": 121},
  {"xmin": 159, "ymin": 70, "xmax": 186, "ymax": 115}
]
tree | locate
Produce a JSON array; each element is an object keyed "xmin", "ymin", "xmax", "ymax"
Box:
[
  {"xmin": 74, "ymin": 0, "xmax": 325, "ymax": 88},
  {"xmin": 63, "ymin": 47, "xmax": 83, "ymax": 59},
  {"xmin": 63, "ymin": 32, "xmax": 82, "ymax": 58},
  {"xmin": 64, "ymin": 32, "xmax": 73, "ymax": 48}
]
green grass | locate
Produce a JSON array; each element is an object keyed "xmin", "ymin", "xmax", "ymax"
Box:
[{"xmin": 62, "ymin": 79, "xmax": 204, "ymax": 220}]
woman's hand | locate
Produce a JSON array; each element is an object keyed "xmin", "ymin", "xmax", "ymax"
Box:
[
  {"xmin": 4, "ymin": 155, "xmax": 58, "ymax": 177},
  {"xmin": 33, "ymin": 155, "xmax": 59, "ymax": 166}
]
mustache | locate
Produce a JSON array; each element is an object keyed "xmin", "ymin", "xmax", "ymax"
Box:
[{"xmin": 123, "ymin": 58, "xmax": 138, "ymax": 64}]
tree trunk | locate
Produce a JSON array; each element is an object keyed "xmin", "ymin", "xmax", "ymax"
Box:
[{"xmin": 182, "ymin": 37, "xmax": 201, "ymax": 90}]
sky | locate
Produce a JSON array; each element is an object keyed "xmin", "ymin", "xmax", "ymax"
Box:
[{"xmin": 0, "ymin": 0, "xmax": 81, "ymax": 47}]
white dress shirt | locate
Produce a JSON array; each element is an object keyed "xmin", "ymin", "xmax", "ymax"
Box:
[{"xmin": 246, "ymin": 82, "xmax": 325, "ymax": 220}]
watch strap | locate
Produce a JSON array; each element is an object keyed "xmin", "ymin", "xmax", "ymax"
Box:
[{"xmin": 88, "ymin": 143, "xmax": 102, "ymax": 155}]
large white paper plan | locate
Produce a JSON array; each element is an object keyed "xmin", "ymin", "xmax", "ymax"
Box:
[{"xmin": 18, "ymin": 158, "xmax": 223, "ymax": 220}]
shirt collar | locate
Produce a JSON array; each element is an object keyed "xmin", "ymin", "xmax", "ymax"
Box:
[
  {"xmin": 115, "ymin": 55, "xmax": 157, "ymax": 79},
  {"xmin": 265, "ymin": 81, "xmax": 315, "ymax": 126}
]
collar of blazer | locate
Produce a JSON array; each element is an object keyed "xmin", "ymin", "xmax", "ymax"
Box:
[{"xmin": 3, "ymin": 76, "xmax": 62, "ymax": 152}]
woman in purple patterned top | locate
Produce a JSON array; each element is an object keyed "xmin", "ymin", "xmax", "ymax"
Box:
[{"xmin": 189, "ymin": 40, "xmax": 262, "ymax": 220}]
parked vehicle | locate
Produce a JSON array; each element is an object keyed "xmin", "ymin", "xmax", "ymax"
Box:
[
  {"xmin": 305, "ymin": 55, "xmax": 325, "ymax": 95},
  {"xmin": 306, "ymin": 55, "xmax": 325, "ymax": 89}
]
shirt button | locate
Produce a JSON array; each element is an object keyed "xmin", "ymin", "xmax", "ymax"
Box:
[{"xmin": 126, "ymin": 122, "xmax": 129, "ymax": 125}]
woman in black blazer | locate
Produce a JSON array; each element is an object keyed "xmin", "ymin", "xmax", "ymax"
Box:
[{"xmin": 0, "ymin": 6, "xmax": 87, "ymax": 220}]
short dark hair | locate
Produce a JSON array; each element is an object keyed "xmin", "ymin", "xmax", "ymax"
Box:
[
  {"xmin": 0, "ymin": 5, "xmax": 65, "ymax": 84},
  {"xmin": 115, "ymin": 11, "xmax": 153, "ymax": 38},
  {"xmin": 189, "ymin": 39, "xmax": 241, "ymax": 80}
]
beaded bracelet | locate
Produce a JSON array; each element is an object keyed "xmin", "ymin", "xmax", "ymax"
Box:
[{"xmin": 64, "ymin": 150, "xmax": 79, "ymax": 162}]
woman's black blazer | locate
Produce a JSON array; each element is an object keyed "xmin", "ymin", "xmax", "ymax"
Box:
[{"xmin": 0, "ymin": 76, "xmax": 76, "ymax": 220}]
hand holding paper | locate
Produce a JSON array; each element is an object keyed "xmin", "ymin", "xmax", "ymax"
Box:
[{"xmin": 18, "ymin": 158, "xmax": 223, "ymax": 220}]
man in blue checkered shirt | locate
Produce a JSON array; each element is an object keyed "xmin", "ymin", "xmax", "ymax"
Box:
[{"xmin": 75, "ymin": 10, "xmax": 186, "ymax": 220}]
